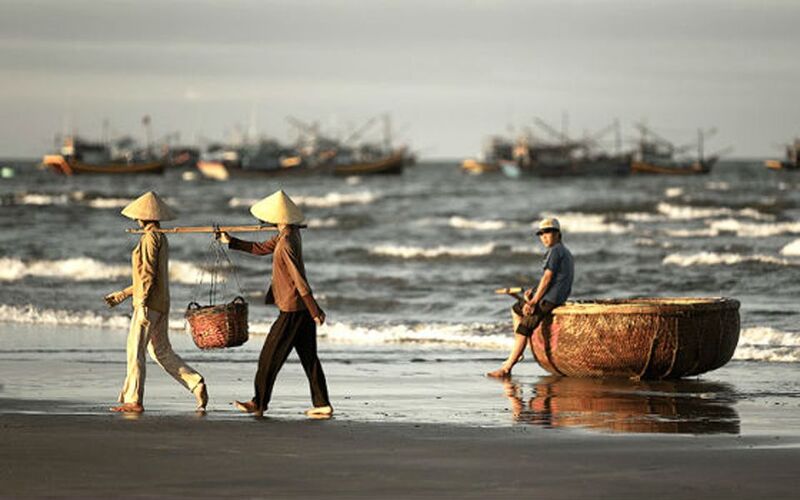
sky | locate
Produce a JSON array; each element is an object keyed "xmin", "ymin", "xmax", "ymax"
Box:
[{"xmin": 1, "ymin": 0, "xmax": 798, "ymax": 158}]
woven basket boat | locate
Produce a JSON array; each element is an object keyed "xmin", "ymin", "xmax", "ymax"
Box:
[{"xmin": 513, "ymin": 297, "xmax": 740, "ymax": 379}]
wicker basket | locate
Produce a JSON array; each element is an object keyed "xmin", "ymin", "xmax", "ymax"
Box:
[{"xmin": 185, "ymin": 296, "xmax": 249, "ymax": 349}]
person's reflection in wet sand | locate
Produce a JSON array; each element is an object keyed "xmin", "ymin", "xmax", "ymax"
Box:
[{"xmin": 495, "ymin": 376, "xmax": 741, "ymax": 434}]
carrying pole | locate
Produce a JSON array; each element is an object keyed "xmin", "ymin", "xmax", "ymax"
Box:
[
  {"xmin": 126, "ymin": 224, "xmax": 307, "ymax": 234},
  {"xmin": 495, "ymin": 287, "xmax": 524, "ymax": 301}
]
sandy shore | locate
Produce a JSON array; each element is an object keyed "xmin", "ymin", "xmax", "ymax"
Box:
[{"xmin": 1, "ymin": 409, "xmax": 799, "ymax": 498}]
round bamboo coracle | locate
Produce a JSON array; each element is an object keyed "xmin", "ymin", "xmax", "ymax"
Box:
[
  {"xmin": 513, "ymin": 297, "xmax": 740, "ymax": 379},
  {"xmin": 185, "ymin": 296, "xmax": 249, "ymax": 349}
]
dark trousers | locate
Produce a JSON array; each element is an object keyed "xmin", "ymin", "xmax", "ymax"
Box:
[
  {"xmin": 253, "ymin": 309, "xmax": 330, "ymax": 410},
  {"xmin": 513, "ymin": 300, "xmax": 557, "ymax": 337}
]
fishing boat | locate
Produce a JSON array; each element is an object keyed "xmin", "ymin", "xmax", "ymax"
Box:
[
  {"xmin": 503, "ymin": 119, "xmax": 630, "ymax": 177},
  {"xmin": 196, "ymin": 140, "xmax": 308, "ymax": 181},
  {"xmin": 461, "ymin": 136, "xmax": 513, "ymax": 175},
  {"xmin": 332, "ymin": 150, "xmax": 405, "ymax": 176},
  {"xmin": 629, "ymin": 124, "xmax": 725, "ymax": 176},
  {"xmin": 510, "ymin": 297, "xmax": 740, "ymax": 379},
  {"xmin": 764, "ymin": 138, "xmax": 800, "ymax": 171},
  {"xmin": 41, "ymin": 137, "xmax": 165, "ymax": 175}
]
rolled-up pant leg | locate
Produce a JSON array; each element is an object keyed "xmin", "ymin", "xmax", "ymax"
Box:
[
  {"xmin": 293, "ymin": 312, "xmax": 330, "ymax": 407},
  {"xmin": 513, "ymin": 300, "xmax": 557, "ymax": 336},
  {"xmin": 145, "ymin": 308, "xmax": 204, "ymax": 393},
  {"xmin": 119, "ymin": 307, "xmax": 149, "ymax": 404}
]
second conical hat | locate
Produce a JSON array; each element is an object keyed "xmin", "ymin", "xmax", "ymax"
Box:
[
  {"xmin": 121, "ymin": 191, "xmax": 177, "ymax": 221},
  {"xmin": 250, "ymin": 190, "xmax": 305, "ymax": 224}
]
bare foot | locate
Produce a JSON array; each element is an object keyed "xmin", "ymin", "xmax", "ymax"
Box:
[
  {"xmin": 193, "ymin": 383, "xmax": 209, "ymax": 411},
  {"xmin": 110, "ymin": 402, "xmax": 144, "ymax": 413},
  {"xmin": 234, "ymin": 399, "xmax": 263, "ymax": 418},
  {"xmin": 486, "ymin": 367, "xmax": 511, "ymax": 378},
  {"xmin": 305, "ymin": 405, "xmax": 334, "ymax": 419}
]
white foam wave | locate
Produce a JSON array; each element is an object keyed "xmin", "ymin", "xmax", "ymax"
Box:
[
  {"xmin": 624, "ymin": 212, "xmax": 664, "ymax": 222},
  {"xmin": 710, "ymin": 219, "xmax": 800, "ymax": 238},
  {"xmin": 705, "ymin": 181, "xmax": 730, "ymax": 191},
  {"xmin": 781, "ymin": 239, "xmax": 800, "ymax": 256},
  {"xmin": 0, "ymin": 257, "xmax": 204, "ymax": 284},
  {"xmin": 448, "ymin": 216, "xmax": 507, "ymax": 231},
  {"xmin": 9, "ymin": 191, "xmax": 135, "ymax": 209},
  {"xmin": 665, "ymin": 187, "xmax": 684, "ymax": 198},
  {"xmin": 0, "ymin": 304, "xmax": 130, "ymax": 329},
  {"xmin": 657, "ymin": 203, "xmax": 773, "ymax": 221},
  {"xmin": 662, "ymin": 252, "xmax": 794, "ymax": 267},
  {"xmin": 306, "ymin": 217, "xmax": 339, "ymax": 228},
  {"xmin": 734, "ymin": 327, "xmax": 800, "ymax": 362},
  {"xmin": 370, "ymin": 243, "xmax": 496, "ymax": 259},
  {"xmin": 541, "ymin": 213, "xmax": 630, "ymax": 234},
  {"xmin": 663, "ymin": 228, "xmax": 720, "ymax": 238},
  {"xmin": 229, "ymin": 191, "xmax": 378, "ymax": 209},
  {"xmin": 317, "ymin": 321, "xmax": 513, "ymax": 350}
]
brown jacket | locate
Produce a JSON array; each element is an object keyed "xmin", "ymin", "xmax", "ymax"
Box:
[
  {"xmin": 229, "ymin": 227, "xmax": 321, "ymax": 316},
  {"xmin": 121, "ymin": 226, "xmax": 170, "ymax": 313}
]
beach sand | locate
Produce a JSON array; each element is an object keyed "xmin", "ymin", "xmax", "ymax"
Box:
[{"xmin": 2, "ymin": 324, "xmax": 800, "ymax": 497}]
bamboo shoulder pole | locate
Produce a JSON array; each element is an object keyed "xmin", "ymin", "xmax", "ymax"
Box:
[
  {"xmin": 495, "ymin": 287, "xmax": 523, "ymax": 301},
  {"xmin": 126, "ymin": 224, "xmax": 307, "ymax": 234}
]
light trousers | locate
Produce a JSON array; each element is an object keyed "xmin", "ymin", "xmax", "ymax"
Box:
[{"xmin": 119, "ymin": 306, "xmax": 204, "ymax": 404}]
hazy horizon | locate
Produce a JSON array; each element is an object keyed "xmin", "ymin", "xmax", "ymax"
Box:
[{"xmin": 1, "ymin": 0, "xmax": 798, "ymax": 159}]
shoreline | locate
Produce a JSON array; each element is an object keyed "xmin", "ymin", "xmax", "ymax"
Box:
[{"xmin": 1, "ymin": 410, "xmax": 799, "ymax": 498}]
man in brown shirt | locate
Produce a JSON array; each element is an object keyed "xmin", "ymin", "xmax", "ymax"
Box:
[
  {"xmin": 218, "ymin": 190, "xmax": 332, "ymax": 418},
  {"xmin": 104, "ymin": 191, "xmax": 208, "ymax": 413}
]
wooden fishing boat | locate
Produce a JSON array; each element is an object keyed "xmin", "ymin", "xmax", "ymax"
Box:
[
  {"xmin": 332, "ymin": 151, "xmax": 405, "ymax": 176},
  {"xmin": 41, "ymin": 154, "xmax": 165, "ymax": 175},
  {"xmin": 512, "ymin": 297, "xmax": 740, "ymax": 379},
  {"xmin": 631, "ymin": 157, "xmax": 717, "ymax": 175},
  {"xmin": 461, "ymin": 158, "xmax": 500, "ymax": 175},
  {"xmin": 765, "ymin": 139, "xmax": 800, "ymax": 171}
]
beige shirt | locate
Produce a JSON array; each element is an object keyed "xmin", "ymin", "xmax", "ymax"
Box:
[
  {"xmin": 229, "ymin": 226, "xmax": 318, "ymax": 314},
  {"xmin": 122, "ymin": 226, "xmax": 170, "ymax": 313}
]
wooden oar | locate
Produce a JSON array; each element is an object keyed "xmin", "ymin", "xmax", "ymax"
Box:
[
  {"xmin": 495, "ymin": 287, "xmax": 524, "ymax": 300},
  {"xmin": 126, "ymin": 224, "xmax": 307, "ymax": 234}
]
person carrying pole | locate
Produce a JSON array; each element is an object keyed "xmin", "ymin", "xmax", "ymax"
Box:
[
  {"xmin": 217, "ymin": 190, "xmax": 332, "ymax": 418},
  {"xmin": 487, "ymin": 217, "xmax": 574, "ymax": 378},
  {"xmin": 104, "ymin": 191, "xmax": 208, "ymax": 412}
]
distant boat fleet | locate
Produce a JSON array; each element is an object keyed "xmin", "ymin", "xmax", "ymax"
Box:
[
  {"xmin": 38, "ymin": 114, "xmax": 797, "ymax": 177},
  {"xmin": 40, "ymin": 114, "xmax": 412, "ymax": 178},
  {"xmin": 462, "ymin": 119, "xmax": 731, "ymax": 177}
]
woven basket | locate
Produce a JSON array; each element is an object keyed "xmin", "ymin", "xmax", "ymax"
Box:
[{"xmin": 185, "ymin": 296, "xmax": 249, "ymax": 349}]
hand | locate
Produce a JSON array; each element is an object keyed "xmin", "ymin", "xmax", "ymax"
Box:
[
  {"xmin": 215, "ymin": 231, "xmax": 231, "ymax": 244},
  {"xmin": 523, "ymin": 288, "xmax": 534, "ymax": 301},
  {"xmin": 104, "ymin": 291, "xmax": 126, "ymax": 308},
  {"xmin": 314, "ymin": 310, "xmax": 326, "ymax": 326},
  {"xmin": 522, "ymin": 301, "xmax": 536, "ymax": 315}
]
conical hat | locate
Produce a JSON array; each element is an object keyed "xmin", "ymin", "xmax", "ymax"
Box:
[
  {"xmin": 249, "ymin": 190, "xmax": 304, "ymax": 224},
  {"xmin": 121, "ymin": 191, "xmax": 177, "ymax": 221}
]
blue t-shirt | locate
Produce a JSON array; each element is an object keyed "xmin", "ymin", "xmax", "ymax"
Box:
[{"xmin": 541, "ymin": 242, "xmax": 574, "ymax": 305}]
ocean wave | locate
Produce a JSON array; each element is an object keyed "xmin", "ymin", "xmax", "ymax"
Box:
[
  {"xmin": 0, "ymin": 304, "xmax": 130, "ymax": 329},
  {"xmin": 3, "ymin": 191, "xmax": 147, "ymax": 210},
  {"xmin": 370, "ymin": 243, "xmax": 496, "ymax": 259},
  {"xmin": 656, "ymin": 203, "xmax": 773, "ymax": 221},
  {"xmin": 541, "ymin": 212, "xmax": 630, "ymax": 234},
  {"xmin": 665, "ymin": 187, "xmax": 684, "ymax": 198},
  {"xmin": 663, "ymin": 228, "xmax": 720, "ymax": 238},
  {"xmin": 448, "ymin": 216, "xmax": 507, "ymax": 231},
  {"xmin": 705, "ymin": 181, "xmax": 731, "ymax": 191},
  {"xmin": 709, "ymin": 219, "xmax": 800, "ymax": 238},
  {"xmin": 662, "ymin": 252, "xmax": 795, "ymax": 267},
  {"xmin": 734, "ymin": 327, "xmax": 800, "ymax": 362},
  {"xmin": 0, "ymin": 257, "xmax": 205, "ymax": 284},
  {"xmin": 781, "ymin": 239, "xmax": 800, "ymax": 256},
  {"xmin": 306, "ymin": 217, "xmax": 339, "ymax": 228},
  {"xmin": 229, "ymin": 191, "xmax": 379, "ymax": 210},
  {"xmin": 317, "ymin": 321, "xmax": 512, "ymax": 349}
]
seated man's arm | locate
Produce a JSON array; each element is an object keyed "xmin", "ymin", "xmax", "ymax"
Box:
[{"xmin": 525, "ymin": 269, "xmax": 553, "ymax": 313}]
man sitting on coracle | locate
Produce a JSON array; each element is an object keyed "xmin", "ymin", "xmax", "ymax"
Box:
[{"xmin": 487, "ymin": 217, "xmax": 574, "ymax": 378}]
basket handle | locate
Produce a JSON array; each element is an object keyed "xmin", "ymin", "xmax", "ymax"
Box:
[
  {"xmin": 232, "ymin": 296, "xmax": 246, "ymax": 305},
  {"xmin": 187, "ymin": 301, "xmax": 201, "ymax": 310}
]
